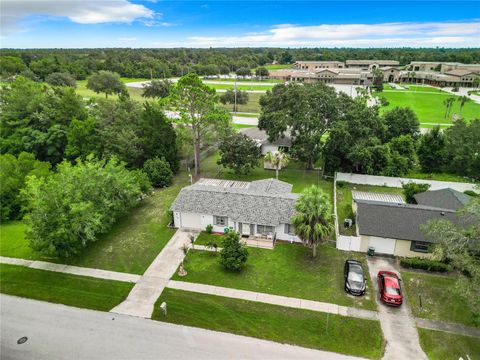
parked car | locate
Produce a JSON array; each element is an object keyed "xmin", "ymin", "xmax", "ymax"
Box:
[
  {"xmin": 377, "ymin": 271, "xmax": 403, "ymax": 306},
  {"xmin": 344, "ymin": 260, "xmax": 366, "ymax": 296}
]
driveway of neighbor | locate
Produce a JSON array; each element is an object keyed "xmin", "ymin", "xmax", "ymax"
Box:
[
  {"xmin": 366, "ymin": 257, "xmax": 427, "ymax": 360},
  {"xmin": 111, "ymin": 229, "xmax": 192, "ymax": 318},
  {"xmin": 1, "ymin": 294, "xmax": 365, "ymax": 360}
]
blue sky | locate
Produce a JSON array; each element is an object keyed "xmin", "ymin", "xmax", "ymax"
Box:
[{"xmin": 1, "ymin": 1, "xmax": 479, "ymax": 48}]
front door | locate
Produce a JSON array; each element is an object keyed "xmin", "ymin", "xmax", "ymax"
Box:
[
  {"xmin": 239, "ymin": 223, "xmax": 242, "ymax": 234},
  {"xmin": 250, "ymin": 224, "xmax": 255, "ymax": 235}
]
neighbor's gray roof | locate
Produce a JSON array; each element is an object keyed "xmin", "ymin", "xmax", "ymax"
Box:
[
  {"xmin": 414, "ymin": 188, "xmax": 471, "ymax": 211},
  {"xmin": 352, "ymin": 191, "xmax": 405, "ymax": 204},
  {"xmin": 239, "ymin": 127, "xmax": 292, "ymax": 147},
  {"xmin": 171, "ymin": 178, "xmax": 298, "ymax": 226},
  {"xmin": 356, "ymin": 200, "xmax": 458, "ymax": 243}
]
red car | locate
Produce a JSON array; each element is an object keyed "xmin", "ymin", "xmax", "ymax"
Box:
[{"xmin": 377, "ymin": 271, "xmax": 403, "ymax": 306}]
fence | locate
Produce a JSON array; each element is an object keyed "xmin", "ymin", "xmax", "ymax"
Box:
[{"xmin": 335, "ymin": 172, "xmax": 477, "ymax": 192}]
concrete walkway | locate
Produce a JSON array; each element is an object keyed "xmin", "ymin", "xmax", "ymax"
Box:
[
  {"xmin": 0, "ymin": 256, "xmax": 140, "ymax": 283},
  {"xmin": 167, "ymin": 280, "xmax": 379, "ymax": 321},
  {"xmin": 416, "ymin": 318, "xmax": 480, "ymax": 338},
  {"xmin": 367, "ymin": 257, "xmax": 427, "ymax": 360},
  {"xmin": 111, "ymin": 229, "xmax": 192, "ymax": 318}
]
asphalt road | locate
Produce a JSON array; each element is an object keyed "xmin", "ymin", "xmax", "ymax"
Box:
[{"xmin": 1, "ymin": 295, "xmax": 363, "ymax": 360}]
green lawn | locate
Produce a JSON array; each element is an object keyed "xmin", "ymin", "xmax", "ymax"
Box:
[
  {"xmin": 0, "ymin": 263, "xmax": 133, "ymax": 311},
  {"xmin": 76, "ymin": 80, "xmax": 146, "ymax": 102},
  {"xmin": 376, "ymin": 90, "xmax": 480, "ymax": 125},
  {"xmin": 200, "ymin": 151, "xmax": 333, "ymax": 195},
  {"xmin": 207, "ymin": 83, "xmax": 274, "ymax": 91},
  {"xmin": 220, "ymin": 92, "xmax": 263, "ymax": 113},
  {"xmin": 120, "ymin": 77, "xmax": 149, "ymax": 83},
  {"xmin": 405, "ymin": 168, "xmax": 476, "ymax": 183},
  {"xmin": 401, "ymin": 271, "xmax": 479, "ymax": 327},
  {"xmin": 336, "ymin": 183, "xmax": 404, "ymax": 236},
  {"xmin": 209, "ymin": 78, "xmax": 282, "ymax": 83},
  {"xmin": 232, "ymin": 123, "xmax": 256, "ymax": 129},
  {"xmin": 418, "ymin": 328, "xmax": 480, "ymax": 360},
  {"xmin": 153, "ymin": 288, "xmax": 384, "ymax": 359},
  {"xmin": 262, "ymin": 64, "xmax": 294, "ymax": 71},
  {"xmin": 0, "ymin": 173, "xmax": 189, "ymax": 274},
  {"xmin": 173, "ymin": 243, "xmax": 377, "ymax": 310}
]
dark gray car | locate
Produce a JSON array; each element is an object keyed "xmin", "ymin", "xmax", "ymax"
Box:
[{"xmin": 344, "ymin": 260, "xmax": 366, "ymax": 296}]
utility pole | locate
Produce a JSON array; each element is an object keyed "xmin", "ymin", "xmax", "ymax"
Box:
[{"xmin": 234, "ymin": 76, "xmax": 237, "ymax": 113}]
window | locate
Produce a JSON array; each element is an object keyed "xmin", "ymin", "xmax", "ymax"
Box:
[
  {"xmin": 284, "ymin": 224, "xmax": 295, "ymax": 235},
  {"xmin": 410, "ymin": 241, "xmax": 430, "ymax": 253},
  {"xmin": 214, "ymin": 216, "xmax": 228, "ymax": 227},
  {"xmin": 257, "ymin": 225, "xmax": 274, "ymax": 235}
]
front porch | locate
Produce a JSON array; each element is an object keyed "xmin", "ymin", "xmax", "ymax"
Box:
[{"xmin": 241, "ymin": 233, "xmax": 275, "ymax": 250}]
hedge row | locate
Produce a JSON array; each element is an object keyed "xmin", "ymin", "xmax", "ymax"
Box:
[{"xmin": 400, "ymin": 258, "xmax": 451, "ymax": 273}]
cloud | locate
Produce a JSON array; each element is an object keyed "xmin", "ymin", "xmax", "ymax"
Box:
[
  {"xmin": 185, "ymin": 21, "xmax": 480, "ymax": 48},
  {"xmin": 1, "ymin": 0, "xmax": 155, "ymax": 34}
]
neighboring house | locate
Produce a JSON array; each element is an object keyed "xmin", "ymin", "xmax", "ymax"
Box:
[
  {"xmin": 353, "ymin": 188, "xmax": 471, "ymax": 258},
  {"xmin": 239, "ymin": 128, "xmax": 292, "ymax": 155},
  {"xmin": 414, "ymin": 188, "xmax": 472, "ymax": 210},
  {"xmin": 171, "ymin": 178, "xmax": 300, "ymax": 244},
  {"xmin": 240, "ymin": 127, "xmax": 292, "ymax": 170}
]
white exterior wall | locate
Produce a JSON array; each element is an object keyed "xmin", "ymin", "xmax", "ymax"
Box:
[
  {"xmin": 261, "ymin": 144, "xmax": 279, "ymax": 155},
  {"xmin": 275, "ymin": 224, "xmax": 301, "ymax": 243}
]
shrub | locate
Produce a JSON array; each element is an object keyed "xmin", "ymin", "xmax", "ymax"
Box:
[
  {"xmin": 143, "ymin": 157, "xmax": 173, "ymax": 188},
  {"xmin": 464, "ymin": 190, "xmax": 478, "ymax": 197},
  {"xmin": 219, "ymin": 231, "xmax": 248, "ymax": 271},
  {"xmin": 336, "ymin": 181, "xmax": 346, "ymax": 188},
  {"xmin": 402, "ymin": 182, "xmax": 430, "ymax": 204},
  {"xmin": 167, "ymin": 210, "xmax": 174, "ymax": 225},
  {"xmin": 206, "ymin": 224, "xmax": 213, "ymax": 234},
  {"xmin": 400, "ymin": 258, "xmax": 451, "ymax": 273}
]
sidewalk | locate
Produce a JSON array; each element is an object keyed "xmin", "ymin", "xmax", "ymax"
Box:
[
  {"xmin": 110, "ymin": 229, "xmax": 192, "ymax": 318},
  {"xmin": 0, "ymin": 256, "xmax": 140, "ymax": 283},
  {"xmin": 167, "ymin": 280, "xmax": 379, "ymax": 321},
  {"xmin": 416, "ymin": 318, "xmax": 480, "ymax": 338}
]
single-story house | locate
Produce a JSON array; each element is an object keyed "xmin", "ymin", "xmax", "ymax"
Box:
[
  {"xmin": 239, "ymin": 127, "xmax": 292, "ymax": 155},
  {"xmin": 240, "ymin": 127, "xmax": 292, "ymax": 170},
  {"xmin": 354, "ymin": 188, "xmax": 471, "ymax": 257},
  {"xmin": 171, "ymin": 178, "xmax": 300, "ymax": 244},
  {"xmin": 413, "ymin": 188, "xmax": 471, "ymax": 210}
]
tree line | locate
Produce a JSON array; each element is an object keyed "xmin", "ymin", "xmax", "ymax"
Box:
[{"xmin": 2, "ymin": 48, "xmax": 480, "ymax": 80}]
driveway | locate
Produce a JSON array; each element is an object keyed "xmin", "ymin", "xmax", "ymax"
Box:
[
  {"xmin": 1, "ymin": 295, "xmax": 364, "ymax": 360},
  {"xmin": 366, "ymin": 257, "xmax": 427, "ymax": 360}
]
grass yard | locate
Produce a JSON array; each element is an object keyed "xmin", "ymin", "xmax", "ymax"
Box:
[
  {"xmin": 336, "ymin": 183, "xmax": 404, "ymax": 236},
  {"xmin": 76, "ymin": 80, "xmax": 146, "ymax": 102},
  {"xmin": 375, "ymin": 89, "xmax": 480, "ymax": 126},
  {"xmin": 0, "ymin": 173, "xmax": 189, "ymax": 274},
  {"xmin": 232, "ymin": 123, "xmax": 256, "ymax": 129},
  {"xmin": 418, "ymin": 328, "xmax": 480, "ymax": 360},
  {"xmin": 200, "ymin": 151, "xmax": 333, "ymax": 196},
  {"xmin": 173, "ymin": 243, "xmax": 377, "ymax": 310},
  {"xmin": 405, "ymin": 168, "xmax": 476, "ymax": 183},
  {"xmin": 262, "ymin": 64, "xmax": 294, "ymax": 71},
  {"xmin": 220, "ymin": 92, "xmax": 263, "ymax": 113},
  {"xmin": 0, "ymin": 263, "xmax": 133, "ymax": 311},
  {"xmin": 207, "ymin": 83, "xmax": 274, "ymax": 91},
  {"xmin": 401, "ymin": 271, "xmax": 479, "ymax": 327},
  {"xmin": 153, "ymin": 288, "xmax": 384, "ymax": 359}
]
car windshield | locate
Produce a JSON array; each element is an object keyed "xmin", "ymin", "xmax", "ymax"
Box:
[
  {"xmin": 385, "ymin": 286, "xmax": 401, "ymax": 295},
  {"xmin": 348, "ymin": 268, "xmax": 364, "ymax": 282}
]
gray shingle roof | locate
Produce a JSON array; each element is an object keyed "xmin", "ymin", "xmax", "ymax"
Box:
[
  {"xmin": 239, "ymin": 128, "xmax": 292, "ymax": 147},
  {"xmin": 414, "ymin": 188, "xmax": 471, "ymax": 211},
  {"xmin": 356, "ymin": 200, "xmax": 458, "ymax": 242},
  {"xmin": 171, "ymin": 178, "xmax": 299, "ymax": 226}
]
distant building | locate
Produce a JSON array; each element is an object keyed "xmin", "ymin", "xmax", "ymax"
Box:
[
  {"xmin": 345, "ymin": 60, "xmax": 400, "ymax": 70},
  {"xmin": 294, "ymin": 61, "xmax": 345, "ymax": 70},
  {"xmin": 269, "ymin": 67, "xmax": 372, "ymax": 85}
]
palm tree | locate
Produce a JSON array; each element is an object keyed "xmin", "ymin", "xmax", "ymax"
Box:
[
  {"xmin": 291, "ymin": 185, "xmax": 334, "ymax": 258},
  {"xmin": 264, "ymin": 151, "xmax": 289, "ymax": 180},
  {"xmin": 443, "ymin": 97, "xmax": 455, "ymax": 118},
  {"xmin": 457, "ymin": 95, "xmax": 471, "ymax": 118}
]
